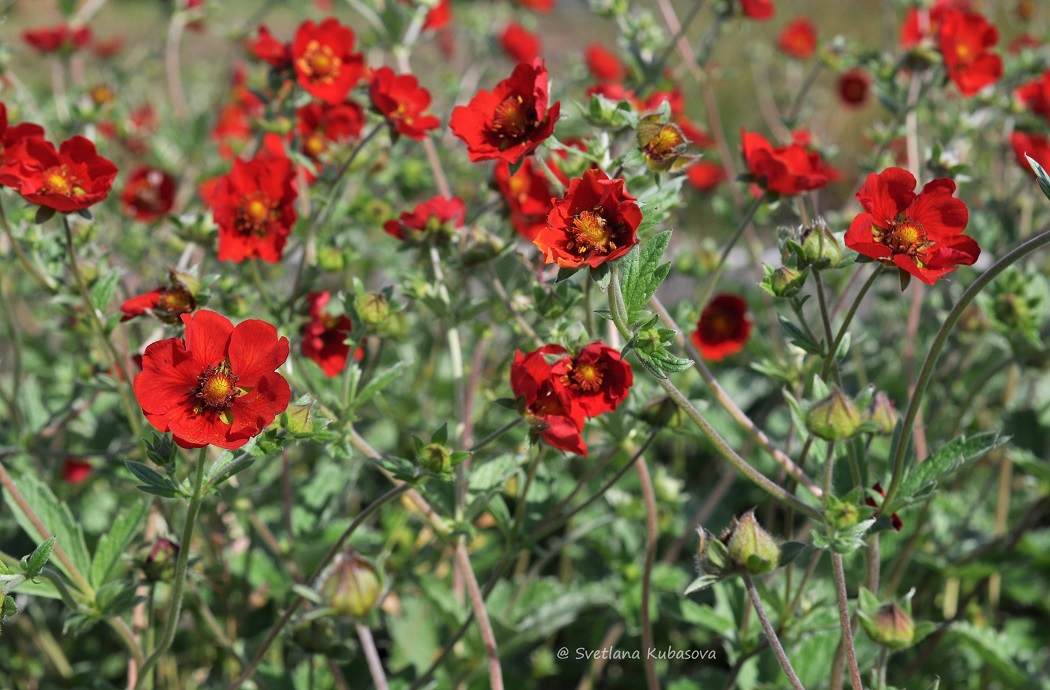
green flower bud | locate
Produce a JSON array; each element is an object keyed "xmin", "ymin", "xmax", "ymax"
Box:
[
  {"xmin": 281, "ymin": 401, "xmax": 315, "ymax": 438},
  {"xmin": 861, "ymin": 602, "xmax": 914, "ymax": 650},
  {"xmin": 806, "ymin": 387, "xmax": 862, "ymax": 440},
  {"xmin": 762, "ymin": 265, "xmax": 808, "ymax": 298},
  {"xmin": 726, "ymin": 510, "xmax": 781, "ymax": 575},
  {"xmin": 825, "ymin": 493, "xmax": 862, "ymax": 530},
  {"xmin": 800, "ymin": 223, "xmax": 842, "ymax": 269},
  {"xmin": 357, "ymin": 293, "xmax": 391, "ymax": 327},
  {"xmin": 865, "ymin": 392, "xmax": 899, "ymax": 436},
  {"xmin": 419, "ymin": 443, "xmax": 452, "ymax": 477},
  {"xmin": 317, "ymin": 247, "xmax": 346, "ymax": 272},
  {"xmin": 2, "ymin": 595, "xmax": 17, "ymax": 619},
  {"xmin": 319, "ymin": 551, "xmax": 384, "ymax": 619},
  {"xmin": 291, "ymin": 617, "xmax": 339, "ymax": 654}
]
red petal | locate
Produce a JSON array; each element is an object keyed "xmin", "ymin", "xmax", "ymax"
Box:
[
  {"xmin": 134, "ymin": 338, "xmax": 198, "ymax": 415},
  {"xmin": 229, "ymin": 372, "xmax": 292, "ymax": 436},
  {"xmin": 228, "ymin": 319, "xmax": 290, "ymax": 387},
  {"xmin": 908, "ymin": 178, "xmax": 969, "ymax": 239},
  {"xmin": 182, "ymin": 310, "xmax": 234, "ymax": 370}
]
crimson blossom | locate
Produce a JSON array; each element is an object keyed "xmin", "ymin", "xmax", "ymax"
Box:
[
  {"xmin": 551, "ymin": 343, "xmax": 633, "ymax": 418},
  {"xmin": 844, "ymin": 168, "xmax": 979, "ymax": 285},
  {"xmin": 493, "ymin": 156, "xmax": 565, "ymax": 241},
  {"xmin": 0, "ymin": 103, "xmax": 45, "ymax": 170},
  {"xmin": 292, "ymin": 18, "xmax": 366, "ymax": 104},
  {"xmin": 22, "ymin": 24, "xmax": 92, "ymax": 53},
  {"xmin": 510, "ymin": 345, "xmax": 586, "ymax": 456},
  {"xmin": 584, "ymin": 44, "xmax": 626, "ymax": 83},
  {"xmin": 741, "ymin": 129, "xmax": 839, "ymax": 196},
  {"xmin": 534, "ymin": 168, "xmax": 642, "ymax": 269},
  {"xmin": 0, "ymin": 135, "xmax": 118, "ymax": 212},
  {"xmin": 301, "ymin": 291, "xmax": 363, "ymax": 377},
  {"xmin": 368, "ymin": 67, "xmax": 441, "ymax": 141},
  {"xmin": 500, "ymin": 23, "xmax": 541, "ymax": 64},
  {"xmin": 938, "ymin": 8, "xmax": 1002, "ymax": 97},
  {"xmin": 1015, "ymin": 70, "xmax": 1050, "ymax": 122},
  {"xmin": 297, "ymin": 101, "xmax": 364, "ymax": 170},
  {"xmin": 134, "ymin": 310, "xmax": 291, "ymax": 450},
  {"xmin": 120, "ymin": 272, "xmax": 197, "ymax": 324},
  {"xmin": 449, "ymin": 59, "xmax": 560, "ymax": 164},
  {"xmin": 204, "ymin": 148, "xmax": 298, "ymax": 263},
  {"xmin": 121, "ymin": 166, "xmax": 176, "ymax": 222},
  {"xmin": 383, "ymin": 196, "xmax": 466, "ymax": 242},
  {"xmin": 778, "ymin": 18, "xmax": 817, "ymax": 59},
  {"xmin": 691, "ymin": 294, "xmax": 752, "ymax": 361}
]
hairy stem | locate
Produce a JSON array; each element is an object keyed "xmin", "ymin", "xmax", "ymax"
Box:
[{"xmin": 743, "ymin": 574, "xmax": 806, "ymax": 690}]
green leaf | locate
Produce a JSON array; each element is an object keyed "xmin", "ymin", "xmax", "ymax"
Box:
[
  {"xmin": 897, "ymin": 431, "xmax": 1008, "ymax": 505},
  {"xmin": 555, "ymin": 266, "xmax": 580, "ymax": 283},
  {"xmin": 23, "ymin": 537, "xmax": 56, "ymax": 580},
  {"xmin": 621, "ymin": 231, "xmax": 672, "ymax": 315},
  {"xmin": 90, "ymin": 501, "xmax": 148, "ymax": 588},
  {"xmin": 1025, "ymin": 154, "xmax": 1050, "ymax": 202},
  {"xmin": 777, "ymin": 541, "xmax": 807, "ymax": 567},
  {"xmin": 3, "ymin": 476, "xmax": 91, "ymax": 590},
  {"xmin": 777, "ymin": 313, "xmax": 822, "ymax": 355},
  {"xmin": 683, "ymin": 574, "xmax": 722, "ymax": 595},
  {"xmin": 351, "ymin": 360, "xmax": 412, "ymax": 412},
  {"xmin": 589, "ymin": 262, "xmax": 611, "ymax": 291},
  {"xmin": 91, "ymin": 269, "xmax": 122, "ymax": 312},
  {"xmin": 124, "ymin": 460, "xmax": 186, "ymax": 499}
]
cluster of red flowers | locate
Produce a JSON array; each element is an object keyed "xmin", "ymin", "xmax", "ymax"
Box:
[
  {"xmin": 383, "ymin": 195, "xmax": 466, "ymax": 243},
  {"xmin": 22, "ymin": 23, "xmax": 92, "ymax": 54},
  {"xmin": 510, "ymin": 343, "xmax": 633, "ymax": 456},
  {"xmin": 0, "ymin": 103, "xmax": 118, "ymax": 213},
  {"xmin": 1011, "ymin": 69, "xmax": 1050, "ymax": 178},
  {"xmin": 900, "ymin": 0, "xmax": 1001, "ymax": 96},
  {"xmin": 844, "ymin": 167, "xmax": 979, "ymax": 285}
]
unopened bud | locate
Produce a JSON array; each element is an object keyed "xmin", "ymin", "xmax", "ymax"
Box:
[
  {"xmin": 281, "ymin": 401, "xmax": 315, "ymax": 437},
  {"xmin": 141, "ymin": 538, "xmax": 179, "ymax": 582},
  {"xmin": 292, "ymin": 617, "xmax": 338, "ymax": 654},
  {"xmin": 763, "ymin": 265, "xmax": 807, "ymax": 298},
  {"xmin": 862, "ymin": 602, "xmax": 914, "ymax": 649},
  {"xmin": 800, "ymin": 224, "xmax": 842, "ymax": 268},
  {"xmin": 357, "ymin": 293, "xmax": 391, "ymax": 327},
  {"xmin": 727, "ymin": 510, "xmax": 781, "ymax": 575},
  {"xmin": 319, "ymin": 551, "xmax": 384, "ymax": 619},
  {"xmin": 865, "ymin": 392, "xmax": 899, "ymax": 436},
  {"xmin": 419, "ymin": 443, "xmax": 452, "ymax": 476},
  {"xmin": 807, "ymin": 387, "xmax": 862, "ymax": 440},
  {"xmin": 825, "ymin": 494, "xmax": 862, "ymax": 530}
]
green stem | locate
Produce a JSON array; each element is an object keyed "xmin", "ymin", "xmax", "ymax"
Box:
[
  {"xmin": 636, "ymin": 455, "xmax": 659, "ymax": 690},
  {"xmin": 882, "ymin": 227, "xmax": 1050, "ymax": 510},
  {"xmin": 470, "ymin": 418, "xmax": 525, "ymax": 453},
  {"xmin": 696, "ymin": 193, "xmax": 766, "ymax": 310},
  {"xmin": 62, "ymin": 216, "xmax": 142, "ymax": 439},
  {"xmin": 0, "ymin": 196, "xmax": 57, "ymax": 293},
  {"xmin": 609, "ymin": 267, "xmax": 821, "ymax": 520},
  {"xmin": 744, "ymin": 573, "xmax": 807, "ymax": 690},
  {"xmin": 831, "ymin": 553, "xmax": 864, "ymax": 690},
  {"xmin": 822, "ymin": 266, "xmax": 884, "ymax": 380},
  {"xmin": 134, "ymin": 447, "xmax": 209, "ymax": 690}
]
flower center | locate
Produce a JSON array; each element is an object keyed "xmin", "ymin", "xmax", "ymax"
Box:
[
  {"xmin": 569, "ymin": 209, "xmax": 616, "ymax": 256},
  {"xmin": 955, "ymin": 44, "xmax": 970, "ymax": 61},
  {"xmin": 491, "ymin": 95, "xmax": 530, "ymax": 141},
  {"xmin": 304, "ymin": 134, "xmax": 326, "ymax": 157},
  {"xmin": 568, "ymin": 362, "xmax": 604, "ymax": 393},
  {"xmin": 192, "ymin": 361, "xmax": 239, "ymax": 413},
  {"xmin": 298, "ymin": 41, "xmax": 342, "ymax": 83},
  {"xmin": 530, "ymin": 383, "xmax": 564, "ymax": 417},
  {"xmin": 42, "ymin": 166, "xmax": 83, "ymax": 197},
  {"xmin": 874, "ymin": 218, "xmax": 930, "ymax": 257},
  {"xmin": 237, "ymin": 194, "xmax": 274, "ymax": 236},
  {"xmin": 157, "ymin": 287, "xmax": 195, "ymax": 317}
]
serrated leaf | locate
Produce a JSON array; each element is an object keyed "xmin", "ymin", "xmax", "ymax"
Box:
[
  {"xmin": 90, "ymin": 501, "xmax": 148, "ymax": 588},
  {"xmin": 897, "ymin": 431, "xmax": 1008, "ymax": 504},
  {"xmin": 24, "ymin": 537, "xmax": 56, "ymax": 579},
  {"xmin": 351, "ymin": 360, "xmax": 412, "ymax": 411},
  {"xmin": 3, "ymin": 476, "xmax": 91, "ymax": 591},
  {"xmin": 91, "ymin": 269, "xmax": 121, "ymax": 312},
  {"xmin": 777, "ymin": 313, "xmax": 823, "ymax": 355},
  {"xmin": 621, "ymin": 231, "xmax": 672, "ymax": 315},
  {"xmin": 1025, "ymin": 154, "xmax": 1050, "ymax": 202}
]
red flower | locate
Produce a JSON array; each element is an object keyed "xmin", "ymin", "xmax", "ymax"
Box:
[
  {"xmin": 838, "ymin": 69, "xmax": 870, "ymax": 108},
  {"xmin": 938, "ymin": 9, "xmax": 1001, "ymax": 96},
  {"xmin": 369, "ymin": 67, "xmax": 441, "ymax": 141},
  {"xmin": 899, "ymin": 1, "xmax": 966, "ymax": 48},
  {"xmin": 740, "ymin": 0, "xmax": 774, "ymax": 20},
  {"xmin": 686, "ymin": 160, "xmax": 727, "ymax": 193},
  {"xmin": 249, "ymin": 24, "xmax": 292, "ymax": 70},
  {"xmin": 211, "ymin": 66, "xmax": 265, "ymax": 159},
  {"xmin": 301, "ymin": 291, "xmax": 363, "ymax": 377},
  {"xmin": 494, "ymin": 157, "xmax": 563, "ymax": 241},
  {"xmin": 22, "ymin": 24, "xmax": 92, "ymax": 53},
  {"xmin": 0, "ymin": 103, "xmax": 45, "ymax": 175},
  {"xmin": 1, "ymin": 136, "xmax": 118, "ymax": 212},
  {"xmin": 535, "ymin": 168, "xmax": 642, "ymax": 269},
  {"xmin": 585, "ymin": 44, "xmax": 626, "ymax": 83},
  {"xmin": 1009, "ymin": 131, "xmax": 1050, "ymax": 178},
  {"xmin": 206, "ymin": 150, "xmax": 298, "ymax": 263},
  {"xmin": 292, "ymin": 18, "xmax": 366, "ymax": 104},
  {"xmin": 120, "ymin": 272, "xmax": 197, "ymax": 324},
  {"xmin": 500, "ymin": 23, "xmax": 541, "ymax": 64},
  {"xmin": 511, "ymin": 345, "xmax": 586, "ymax": 456},
  {"xmin": 424, "ymin": 0, "xmax": 452, "ymax": 30},
  {"xmin": 865, "ymin": 483, "xmax": 903, "ymax": 531},
  {"xmin": 383, "ymin": 196, "xmax": 466, "ymax": 242},
  {"xmin": 552, "ymin": 343, "xmax": 633, "ymax": 418},
  {"xmin": 691, "ymin": 294, "xmax": 752, "ymax": 361},
  {"xmin": 778, "ymin": 18, "xmax": 817, "ymax": 59},
  {"xmin": 62, "ymin": 459, "xmax": 93, "ymax": 484},
  {"xmin": 741, "ymin": 129, "xmax": 839, "ymax": 196},
  {"xmin": 844, "ymin": 168, "xmax": 979, "ymax": 285},
  {"xmin": 449, "ymin": 59, "xmax": 560, "ymax": 164},
  {"xmin": 1015, "ymin": 70, "xmax": 1050, "ymax": 122},
  {"xmin": 121, "ymin": 166, "xmax": 177, "ymax": 222},
  {"xmin": 297, "ymin": 101, "xmax": 364, "ymax": 167},
  {"xmin": 134, "ymin": 310, "xmax": 291, "ymax": 450},
  {"xmin": 91, "ymin": 37, "xmax": 123, "ymax": 58}
]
